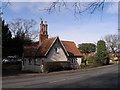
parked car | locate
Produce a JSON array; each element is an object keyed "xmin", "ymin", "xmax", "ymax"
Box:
[
  {"xmin": 8, "ymin": 56, "xmax": 17, "ymax": 62},
  {"xmin": 2, "ymin": 59, "xmax": 10, "ymax": 63},
  {"xmin": 2, "ymin": 56, "xmax": 17, "ymax": 63}
]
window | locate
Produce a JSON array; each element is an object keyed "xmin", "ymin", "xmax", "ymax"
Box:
[
  {"xmin": 70, "ymin": 58, "xmax": 76, "ymax": 64},
  {"xmin": 71, "ymin": 59, "xmax": 74, "ymax": 64},
  {"xmin": 34, "ymin": 58, "xmax": 40, "ymax": 65},
  {"xmin": 28, "ymin": 58, "xmax": 32, "ymax": 65},
  {"xmin": 22, "ymin": 59, "xmax": 26, "ymax": 65},
  {"xmin": 55, "ymin": 47, "xmax": 59, "ymax": 54}
]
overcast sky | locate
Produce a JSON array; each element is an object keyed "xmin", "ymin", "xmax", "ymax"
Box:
[{"xmin": 2, "ymin": 2, "xmax": 118, "ymax": 45}]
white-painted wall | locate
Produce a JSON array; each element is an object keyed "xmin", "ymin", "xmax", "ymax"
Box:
[
  {"xmin": 22, "ymin": 39, "xmax": 82, "ymax": 72},
  {"xmin": 22, "ymin": 58, "xmax": 45, "ymax": 73},
  {"xmin": 69, "ymin": 57, "xmax": 82, "ymax": 69},
  {"xmin": 76, "ymin": 57, "xmax": 82, "ymax": 66},
  {"xmin": 46, "ymin": 39, "xmax": 68, "ymax": 61}
]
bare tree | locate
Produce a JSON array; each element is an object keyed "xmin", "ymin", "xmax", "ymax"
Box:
[
  {"xmin": 39, "ymin": 0, "xmax": 106, "ymax": 16},
  {"xmin": 104, "ymin": 34, "xmax": 118, "ymax": 53},
  {"xmin": 8, "ymin": 18, "xmax": 39, "ymax": 41},
  {"xmin": 1, "ymin": 0, "xmax": 107, "ymax": 18}
]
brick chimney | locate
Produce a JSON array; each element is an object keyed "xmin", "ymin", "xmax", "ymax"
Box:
[{"xmin": 39, "ymin": 20, "xmax": 48, "ymax": 44}]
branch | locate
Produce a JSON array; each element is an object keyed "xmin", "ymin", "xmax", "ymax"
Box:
[{"xmin": 39, "ymin": 0, "xmax": 106, "ymax": 16}]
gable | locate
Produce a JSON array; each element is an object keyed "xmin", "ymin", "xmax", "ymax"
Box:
[
  {"xmin": 23, "ymin": 37, "xmax": 83, "ymax": 58},
  {"xmin": 46, "ymin": 38, "xmax": 68, "ymax": 61},
  {"xmin": 35, "ymin": 37, "xmax": 57, "ymax": 57},
  {"xmin": 45, "ymin": 37, "xmax": 69, "ymax": 57}
]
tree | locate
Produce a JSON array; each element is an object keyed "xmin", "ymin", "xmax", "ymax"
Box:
[
  {"xmin": 118, "ymin": 29, "xmax": 120, "ymax": 52},
  {"xmin": 8, "ymin": 18, "xmax": 38, "ymax": 41},
  {"xmin": 2, "ymin": 0, "xmax": 106, "ymax": 16},
  {"xmin": 104, "ymin": 34, "xmax": 118, "ymax": 53},
  {"xmin": 7, "ymin": 18, "xmax": 39, "ymax": 57},
  {"xmin": 78, "ymin": 43, "xmax": 96, "ymax": 54},
  {"xmin": 96, "ymin": 40, "xmax": 109, "ymax": 65},
  {"xmin": 0, "ymin": 16, "xmax": 2, "ymax": 60},
  {"xmin": 2, "ymin": 20, "xmax": 13, "ymax": 58},
  {"xmin": 40, "ymin": 0, "xmax": 106, "ymax": 16},
  {"xmin": 78, "ymin": 43, "xmax": 96, "ymax": 65}
]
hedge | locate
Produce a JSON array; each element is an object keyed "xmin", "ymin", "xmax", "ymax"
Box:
[
  {"xmin": 2, "ymin": 61, "xmax": 22, "ymax": 71},
  {"xmin": 43, "ymin": 61, "xmax": 71, "ymax": 72}
]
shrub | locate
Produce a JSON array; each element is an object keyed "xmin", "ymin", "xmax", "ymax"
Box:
[
  {"xmin": 87, "ymin": 56, "xmax": 95, "ymax": 63},
  {"xmin": 43, "ymin": 61, "xmax": 70, "ymax": 72},
  {"xmin": 2, "ymin": 61, "xmax": 22, "ymax": 71},
  {"xmin": 96, "ymin": 40, "xmax": 109, "ymax": 65},
  {"xmin": 87, "ymin": 55, "xmax": 102, "ymax": 66}
]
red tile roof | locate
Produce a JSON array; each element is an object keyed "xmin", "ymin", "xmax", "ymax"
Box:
[
  {"xmin": 32, "ymin": 41, "xmax": 39, "ymax": 45},
  {"xmin": 88, "ymin": 52, "xmax": 95, "ymax": 56},
  {"xmin": 61, "ymin": 41, "xmax": 83, "ymax": 57},
  {"xmin": 116, "ymin": 53, "xmax": 120, "ymax": 57},
  {"xmin": 23, "ymin": 44, "xmax": 38, "ymax": 57},
  {"xmin": 35, "ymin": 37, "xmax": 57, "ymax": 57},
  {"xmin": 24, "ymin": 37, "xmax": 83, "ymax": 57}
]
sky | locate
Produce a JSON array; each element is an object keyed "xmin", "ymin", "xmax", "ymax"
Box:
[{"xmin": 1, "ymin": 1, "xmax": 118, "ymax": 46}]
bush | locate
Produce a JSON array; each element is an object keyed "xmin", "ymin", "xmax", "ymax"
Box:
[
  {"xmin": 2, "ymin": 61, "xmax": 22, "ymax": 71},
  {"xmin": 96, "ymin": 40, "xmax": 109, "ymax": 65},
  {"xmin": 87, "ymin": 56, "xmax": 95, "ymax": 63},
  {"xmin": 43, "ymin": 61, "xmax": 70, "ymax": 72},
  {"xmin": 87, "ymin": 55, "xmax": 102, "ymax": 66}
]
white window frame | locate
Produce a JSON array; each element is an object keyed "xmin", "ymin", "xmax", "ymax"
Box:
[
  {"xmin": 70, "ymin": 58, "xmax": 76, "ymax": 64},
  {"xmin": 34, "ymin": 58, "xmax": 40, "ymax": 65},
  {"xmin": 55, "ymin": 47, "xmax": 59, "ymax": 54}
]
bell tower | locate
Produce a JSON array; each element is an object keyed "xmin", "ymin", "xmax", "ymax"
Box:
[{"xmin": 39, "ymin": 20, "xmax": 48, "ymax": 44}]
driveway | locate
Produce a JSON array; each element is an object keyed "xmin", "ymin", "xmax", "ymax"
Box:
[{"xmin": 2, "ymin": 64, "xmax": 119, "ymax": 88}]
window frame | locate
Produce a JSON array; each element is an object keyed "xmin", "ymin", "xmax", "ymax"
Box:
[
  {"xmin": 69, "ymin": 58, "xmax": 77, "ymax": 64},
  {"xmin": 55, "ymin": 47, "xmax": 59, "ymax": 54},
  {"xmin": 34, "ymin": 58, "xmax": 40, "ymax": 66},
  {"xmin": 28, "ymin": 58, "xmax": 32, "ymax": 65}
]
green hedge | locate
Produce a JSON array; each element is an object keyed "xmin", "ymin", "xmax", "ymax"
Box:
[
  {"xmin": 2, "ymin": 61, "xmax": 22, "ymax": 71},
  {"xmin": 43, "ymin": 61, "xmax": 71, "ymax": 72}
]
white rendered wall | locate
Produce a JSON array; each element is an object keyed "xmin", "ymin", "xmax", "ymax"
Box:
[{"xmin": 46, "ymin": 39, "xmax": 68, "ymax": 61}]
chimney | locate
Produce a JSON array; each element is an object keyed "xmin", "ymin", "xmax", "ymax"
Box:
[{"xmin": 39, "ymin": 20, "xmax": 48, "ymax": 44}]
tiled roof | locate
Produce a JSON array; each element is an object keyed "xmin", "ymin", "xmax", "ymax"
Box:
[
  {"xmin": 61, "ymin": 41, "xmax": 83, "ymax": 57},
  {"xmin": 32, "ymin": 41, "xmax": 39, "ymax": 45},
  {"xmin": 116, "ymin": 53, "xmax": 120, "ymax": 57},
  {"xmin": 35, "ymin": 37, "xmax": 57, "ymax": 57},
  {"xmin": 24, "ymin": 37, "xmax": 83, "ymax": 57},
  {"xmin": 23, "ymin": 44, "xmax": 38, "ymax": 57},
  {"xmin": 88, "ymin": 52, "xmax": 95, "ymax": 56}
]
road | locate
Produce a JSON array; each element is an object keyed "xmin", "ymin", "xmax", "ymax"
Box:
[{"xmin": 2, "ymin": 64, "xmax": 119, "ymax": 88}]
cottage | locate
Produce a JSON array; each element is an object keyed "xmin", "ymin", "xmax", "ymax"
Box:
[{"xmin": 22, "ymin": 20, "xmax": 83, "ymax": 72}]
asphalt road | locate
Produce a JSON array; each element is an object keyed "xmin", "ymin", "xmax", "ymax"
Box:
[{"xmin": 2, "ymin": 64, "xmax": 120, "ymax": 88}]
